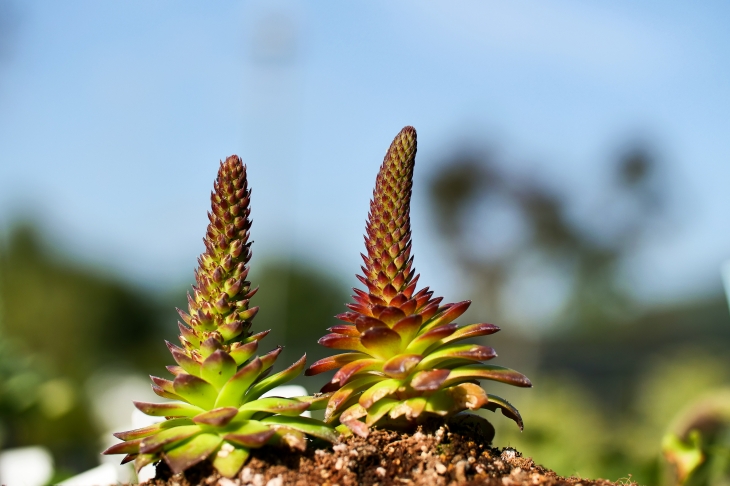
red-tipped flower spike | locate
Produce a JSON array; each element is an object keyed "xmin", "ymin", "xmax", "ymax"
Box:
[
  {"xmin": 307, "ymin": 127, "xmax": 532, "ymax": 437},
  {"xmin": 104, "ymin": 156, "xmax": 336, "ymax": 478}
]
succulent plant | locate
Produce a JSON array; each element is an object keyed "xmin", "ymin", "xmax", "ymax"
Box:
[
  {"xmin": 306, "ymin": 127, "xmax": 532, "ymax": 437},
  {"xmin": 104, "ymin": 156, "xmax": 336, "ymax": 478}
]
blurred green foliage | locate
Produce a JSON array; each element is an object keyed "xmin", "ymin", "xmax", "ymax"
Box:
[
  {"xmin": 0, "ymin": 224, "xmax": 171, "ymax": 471},
  {"xmin": 490, "ymin": 351, "xmax": 730, "ymax": 484}
]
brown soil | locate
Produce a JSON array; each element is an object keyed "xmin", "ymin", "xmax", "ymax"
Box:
[{"xmin": 148, "ymin": 420, "xmax": 634, "ymax": 486}]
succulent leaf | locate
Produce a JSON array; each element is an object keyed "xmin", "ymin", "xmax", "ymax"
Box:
[
  {"xmin": 484, "ymin": 393, "xmax": 524, "ymax": 430},
  {"xmin": 214, "ymin": 357, "xmax": 262, "ymax": 408},
  {"xmin": 139, "ymin": 425, "xmax": 203, "ymax": 454},
  {"xmin": 239, "ymin": 397, "xmax": 310, "ymax": 417},
  {"xmin": 134, "ymin": 401, "xmax": 205, "ymax": 418},
  {"xmin": 246, "ymin": 354, "xmax": 306, "ymax": 401},
  {"xmin": 103, "ymin": 438, "xmax": 143, "ymax": 455},
  {"xmin": 201, "ymin": 350, "xmax": 238, "ymax": 389},
  {"xmin": 305, "ymin": 353, "xmax": 368, "ymax": 376},
  {"xmin": 211, "ymin": 444, "xmax": 250, "ymax": 479},
  {"xmin": 173, "ymin": 374, "xmax": 218, "ymax": 409},
  {"xmin": 261, "ymin": 415, "xmax": 340, "ymax": 443},
  {"xmin": 441, "ymin": 364, "xmax": 533, "ymax": 388},
  {"xmin": 164, "ymin": 433, "xmax": 222, "ymax": 474},
  {"xmin": 308, "ymin": 127, "xmax": 531, "ymax": 435},
  {"xmin": 192, "ymin": 407, "xmax": 239, "ymax": 427},
  {"xmin": 105, "ymin": 156, "xmax": 336, "ymax": 477},
  {"xmin": 113, "ymin": 418, "xmax": 194, "ymax": 441}
]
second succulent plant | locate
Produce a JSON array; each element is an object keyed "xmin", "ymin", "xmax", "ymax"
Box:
[{"xmin": 306, "ymin": 126, "xmax": 532, "ymax": 436}]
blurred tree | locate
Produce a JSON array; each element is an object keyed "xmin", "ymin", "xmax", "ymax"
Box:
[{"xmin": 428, "ymin": 144, "xmax": 664, "ymax": 333}]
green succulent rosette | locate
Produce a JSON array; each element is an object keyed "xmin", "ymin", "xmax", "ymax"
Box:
[
  {"xmin": 104, "ymin": 156, "xmax": 335, "ymax": 478},
  {"xmin": 306, "ymin": 127, "xmax": 532, "ymax": 437}
]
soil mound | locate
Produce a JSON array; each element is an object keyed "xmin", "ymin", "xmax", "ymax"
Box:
[{"xmin": 149, "ymin": 420, "xmax": 633, "ymax": 486}]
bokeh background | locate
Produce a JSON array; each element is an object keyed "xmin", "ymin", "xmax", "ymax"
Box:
[{"xmin": 1, "ymin": 1, "xmax": 730, "ymax": 484}]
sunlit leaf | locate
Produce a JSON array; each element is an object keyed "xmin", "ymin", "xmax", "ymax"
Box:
[
  {"xmin": 163, "ymin": 433, "xmax": 222, "ymax": 474},
  {"xmin": 214, "ymin": 357, "xmax": 262, "ymax": 408},
  {"xmin": 134, "ymin": 401, "xmax": 205, "ymax": 418},
  {"xmin": 173, "ymin": 374, "xmax": 218, "ymax": 409}
]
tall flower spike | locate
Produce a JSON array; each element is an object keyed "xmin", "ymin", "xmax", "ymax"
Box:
[
  {"xmin": 104, "ymin": 156, "xmax": 336, "ymax": 478},
  {"xmin": 307, "ymin": 127, "xmax": 532, "ymax": 437}
]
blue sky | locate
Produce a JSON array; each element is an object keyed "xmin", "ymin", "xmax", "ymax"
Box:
[{"xmin": 0, "ymin": 0, "xmax": 729, "ymax": 307}]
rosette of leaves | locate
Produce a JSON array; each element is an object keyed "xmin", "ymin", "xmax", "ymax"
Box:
[
  {"xmin": 104, "ymin": 156, "xmax": 336, "ymax": 478},
  {"xmin": 306, "ymin": 127, "xmax": 532, "ymax": 437}
]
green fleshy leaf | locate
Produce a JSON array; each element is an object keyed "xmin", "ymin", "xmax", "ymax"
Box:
[
  {"xmin": 103, "ymin": 438, "xmax": 142, "ymax": 455},
  {"xmin": 419, "ymin": 301, "xmax": 470, "ymax": 333},
  {"xmin": 218, "ymin": 321, "xmax": 246, "ymax": 342},
  {"xmin": 173, "ymin": 374, "xmax": 218, "ymax": 409},
  {"xmin": 365, "ymin": 398, "xmax": 398, "ymax": 426},
  {"xmin": 151, "ymin": 376, "xmax": 176, "ymax": 394},
  {"xmin": 360, "ymin": 327, "xmax": 402, "ymax": 360},
  {"xmin": 416, "ymin": 344, "xmax": 496, "ymax": 370},
  {"xmin": 292, "ymin": 392, "xmax": 333, "ymax": 411},
  {"xmin": 389, "ymin": 396, "xmax": 427, "ymax": 420},
  {"xmin": 134, "ymin": 401, "xmax": 205, "ymax": 418},
  {"xmin": 139, "ymin": 425, "xmax": 202, "ymax": 454},
  {"xmin": 134, "ymin": 453, "xmax": 158, "ymax": 473},
  {"xmin": 382, "ymin": 354, "xmax": 422, "ymax": 379},
  {"xmin": 332, "ymin": 358, "xmax": 382, "ymax": 386},
  {"xmin": 113, "ymin": 418, "xmax": 194, "ymax": 441},
  {"xmin": 267, "ymin": 427, "xmax": 307, "ymax": 451},
  {"xmin": 215, "ymin": 357, "xmax": 262, "ymax": 408},
  {"xmin": 424, "ymin": 383, "xmax": 488, "ymax": 416},
  {"xmin": 410, "ymin": 369, "xmax": 450, "ymax": 391},
  {"xmin": 202, "ymin": 350, "xmax": 237, "ymax": 390},
  {"xmin": 436, "ymin": 323, "xmax": 499, "ymax": 347},
  {"xmin": 483, "ymin": 393, "xmax": 524, "ymax": 431},
  {"xmin": 192, "ymin": 407, "xmax": 239, "ymax": 427},
  {"xmin": 340, "ymin": 402, "xmax": 367, "ymax": 423},
  {"xmin": 358, "ymin": 378, "xmax": 402, "ymax": 409},
  {"xmin": 306, "ymin": 353, "xmax": 369, "ymax": 376},
  {"xmin": 261, "ymin": 415, "xmax": 339, "ymax": 443},
  {"xmin": 422, "ymin": 390, "xmax": 454, "ymax": 417},
  {"xmin": 440, "ymin": 364, "xmax": 532, "ymax": 389},
  {"xmin": 152, "ymin": 384, "xmax": 184, "ymax": 401},
  {"xmin": 167, "ymin": 342, "xmax": 202, "ymax": 377},
  {"xmin": 178, "ymin": 323, "xmax": 201, "ymax": 348},
  {"xmin": 200, "ymin": 336, "xmax": 224, "ymax": 360},
  {"xmin": 243, "ymin": 329, "xmax": 270, "ymax": 344},
  {"xmin": 239, "ymin": 397, "xmax": 309, "ymax": 418},
  {"xmin": 163, "ymin": 433, "xmax": 222, "ymax": 474},
  {"xmin": 229, "ymin": 341, "xmax": 258, "ymax": 366},
  {"xmin": 258, "ymin": 346, "xmax": 283, "ymax": 373},
  {"xmin": 335, "ymin": 423, "xmax": 352, "ymax": 436},
  {"xmin": 405, "ymin": 324, "xmax": 458, "ymax": 355},
  {"xmin": 318, "ymin": 333, "xmax": 368, "ymax": 353},
  {"xmin": 391, "ymin": 315, "xmax": 423, "ymax": 344},
  {"xmin": 223, "ymin": 421, "xmax": 275, "ymax": 447},
  {"xmin": 246, "ymin": 354, "xmax": 306, "ymax": 401},
  {"xmin": 325, "ymin": 375, "xmax": 382, "ymax": 421},
  {"xmin": 212, "ymin": 442, "xmax": 250, "ymax": 478}
]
